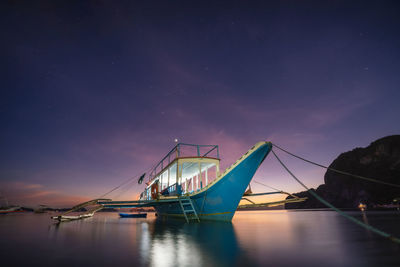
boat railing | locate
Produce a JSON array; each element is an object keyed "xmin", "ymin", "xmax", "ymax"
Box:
[
  {"xmin": 149, "ymin": 143, "xmax": 219, "ymax": 181},
  {"xmin": 161, "ymin": 183, "xmax": 182, "ymax": 196}
]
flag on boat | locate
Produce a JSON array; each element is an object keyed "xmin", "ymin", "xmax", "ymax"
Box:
[{"xmin": 138, "ymin": 173, "xmax": 146, "ymax": 184}]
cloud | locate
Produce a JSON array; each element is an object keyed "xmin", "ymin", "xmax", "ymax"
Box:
[
  {"xmin": 0, "ymin": 181, "xmax": 89, "ymax": 208},
  {"xmin": 13, "ymin": 182, "xmax": 43, "ymax": 190}
]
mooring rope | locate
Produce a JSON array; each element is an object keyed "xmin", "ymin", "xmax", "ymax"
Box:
[
  {"xmin": 271, "ymin": 149, "xmax": 400, "ymax": 244},
  {"xmin": 253, "ymin": 180, "xmax": 281, "ymax": 191},
  {"xmin": 98, "ymin": 176, "xmax": 138, "ymax": 199},
  {"xmin": 98, "ymin": 171, "xmax": 148, "ymax": 199},
  {"xmin": 272, "ymin": 143, "xmax": 400, "ymax": 188},
  {"xmin": 253, "ymin": 180, "xmax": 301, "ymax": 199},
  {"xmin": 113, "ymin": 179, "xmax": 140, "ymax": 199},
  {"xmin": 97, "ymin": 159, "xmax": 160, "ymax": 199}
]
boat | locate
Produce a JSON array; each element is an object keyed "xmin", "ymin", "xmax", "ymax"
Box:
[
  {"xmin": 358, "ymin": 203, "xmax": 367, "ymax": 211},
  {"xmin": 52, "ymin": 212, "xmax": 97, "ymax": 222},
  {"xmin": 0, "ymin": 206, "xmax": 22, "ymax": 215},
  {"xmin": 119, "ymin": 213, "xmax": 147, "ymax": 218},
  {"xmin": 51, "ymin": 202, "xmax": 104, "ymax": 222},
  {"xmin": 100, "ymin": 141, "xmax": 273, "ymax": 222},
  {"xmin": 0, "ymin": 194, "xmax": 22, "ymax": 214},
  {"xmin": 0, "ymin": 206, "xmax": 22, "ymax": 214}
]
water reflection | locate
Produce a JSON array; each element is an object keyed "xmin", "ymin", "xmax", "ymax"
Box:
[
  {"xmin": 144, "ymin": 218, "xmax": 252, "ymax": 266},
  {"xmin": 2, "ymin": 211, "xmax": 400, "ymax": 266},
  {"xmin": 47, "ymin": 213, "xmax": 252, "ymax": 266},
  {"xmin": 233, "ymin": 210, "xmax": 366, "ymax": 266}
]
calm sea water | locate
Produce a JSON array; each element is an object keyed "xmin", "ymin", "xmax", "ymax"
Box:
[{"xmin": 1, "ymin": 210, "xmax": 399, "ymax": 266}]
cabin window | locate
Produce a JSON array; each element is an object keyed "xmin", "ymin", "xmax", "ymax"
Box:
[
  {"xmin": 199, "ymin": 162, "xmax": 217, "ymax": 186},
  {"xmin": 159, "ymin": 170, "xmax": 169, "ymax": 191},
  {"xmin": 206, "ymin": 164, "xmax": 217, "ymax": 184},
  {"xmin": 169, "ymin": 163, "xmax": 177, "ymax": 186},
  {"xmin": 181, "ymin": 162, "xmax": 201, "ymax": 193}
]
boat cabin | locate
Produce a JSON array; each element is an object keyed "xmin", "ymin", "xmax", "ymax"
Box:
[{"xmin": 140, "ymin": 143, "xmax": 220, "ymax": 200}]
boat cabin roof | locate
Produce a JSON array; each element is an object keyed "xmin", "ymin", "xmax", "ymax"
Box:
[{"xmin": 147, "ymin": 143, "xmax": 220, "ymax": 182}]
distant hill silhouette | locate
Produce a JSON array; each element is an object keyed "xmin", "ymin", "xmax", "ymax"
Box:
[{"xmin": 285, "ymin": 135, "xmax": 400, "ymax": 209}]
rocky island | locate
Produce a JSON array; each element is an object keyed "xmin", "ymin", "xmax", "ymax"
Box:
[{"xmin": 285, "ymin": 135, "xmax": 400, "ymax": 209}]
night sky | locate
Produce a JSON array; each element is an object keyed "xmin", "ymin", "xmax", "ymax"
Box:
[{"xmin": 2, "ymin": 1, "xmax": 400, "ymax": 207}]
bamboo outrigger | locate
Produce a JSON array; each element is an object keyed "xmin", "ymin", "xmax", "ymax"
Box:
[{"xmin": 51, "ymin": 199, "xmax": 110, "ymax": 222}]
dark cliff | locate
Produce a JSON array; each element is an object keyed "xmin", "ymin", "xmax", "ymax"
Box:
[{"xmin": 285, "ymin": 135, "xmax": 400, "ymax": 209}]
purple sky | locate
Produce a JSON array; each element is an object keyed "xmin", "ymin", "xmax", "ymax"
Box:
[{"xmin": 1, "ymin": 1, "xmax": 400, "ymax": 207}]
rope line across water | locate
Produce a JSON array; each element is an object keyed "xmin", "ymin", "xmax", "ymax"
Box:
[
  {"xmin": 272, "ymin": 143, "xmax": 400, "ymax": 188},
  {"xmin": 252, "ymin": 180, "xmax": 281, "ymax": 192},
  {"xmin": 271, "ymin": 149, "xmax": 400, "ymax": 244}
]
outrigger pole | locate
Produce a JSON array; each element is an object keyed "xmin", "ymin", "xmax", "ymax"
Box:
[{"xmin": 239, "ymin": 190, "xmax": 308, "ymax": 209}]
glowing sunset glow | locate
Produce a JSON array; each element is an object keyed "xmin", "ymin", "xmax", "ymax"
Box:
[{"xmin": 2, "ymin": 2, "xmax": 400, "ymax": 207}]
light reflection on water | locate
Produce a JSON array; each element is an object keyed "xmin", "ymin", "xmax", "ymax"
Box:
[{"xmin": 0, "ymin": 210, "xmax": 399, "ymax": 266}]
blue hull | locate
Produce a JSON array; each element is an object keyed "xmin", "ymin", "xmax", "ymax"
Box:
[
  {"xmin": 119, "ymin": 213, "xmax": 147, "ymax": 218},
  {"xmin": 155, "ymin": 142, "xmax": 272, "ymax": 222}
]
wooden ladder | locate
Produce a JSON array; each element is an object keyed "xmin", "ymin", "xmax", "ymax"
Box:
[{"xmin": 178, "ymin": 196, "xmax": 200, "ymax": 223}]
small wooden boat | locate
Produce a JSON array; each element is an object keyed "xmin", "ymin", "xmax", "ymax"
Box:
[
  {"xmin": 119, "ymin": 212, "xmax": 147, "ymax": 218},
  {"xmin": 358, "ymin": 203, "xmax": 367, "ymax": 211},
  {"xmin": 52, "ymin": 212, "xmax": 96, "ymax": 222},
  {"xmin": 51, "ymin": 204, "xmax": 105, "ymax": 222},
  {"xmin": 0, "ymin": 206, "xmax": 22, "ymax": 214}
]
